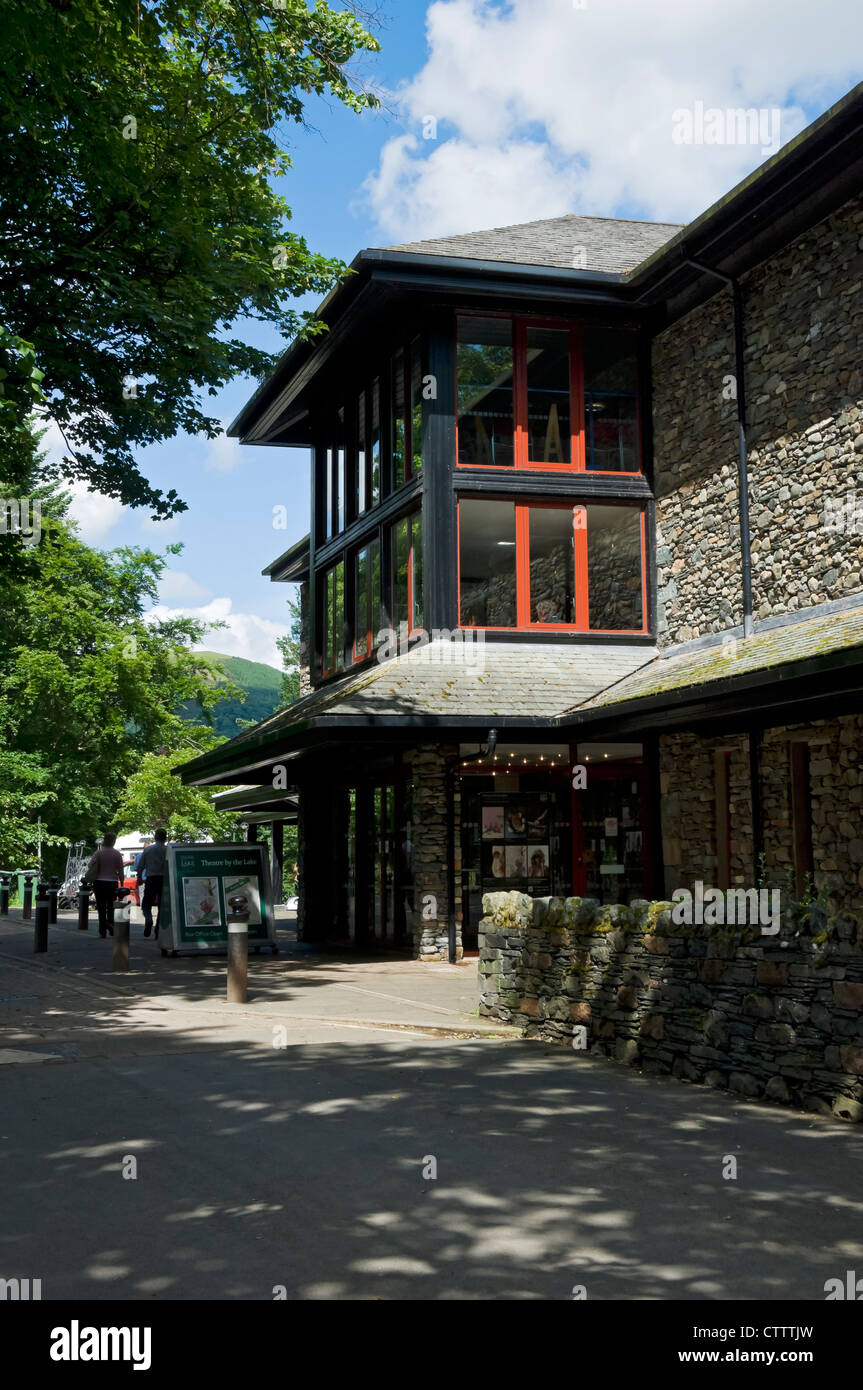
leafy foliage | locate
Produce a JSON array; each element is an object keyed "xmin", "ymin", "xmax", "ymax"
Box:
[
  {"xmin": 0, "ymin": 0, "xmax": 379, "ymax": 511},
  {"xmin": 0, "ymin": 492, "xmax": 243, "ymax": 866},
  {"xmin": 112, "ymin": 748, "xmax": 243, "ymax": 842}
]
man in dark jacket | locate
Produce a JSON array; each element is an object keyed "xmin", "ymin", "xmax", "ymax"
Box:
[{"xmin": 136, "ymin": 829, "xmax": 168, "ymax": 937}]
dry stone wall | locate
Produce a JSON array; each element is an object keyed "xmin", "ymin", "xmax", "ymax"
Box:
[{"xmin": 479, "ymin": 891, "xmax": 863, "ymax": 1120}]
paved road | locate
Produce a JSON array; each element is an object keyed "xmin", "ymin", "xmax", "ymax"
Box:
[{"xmin": 2, "ymin": 913, "xmax": 863, "ymax": 1300}]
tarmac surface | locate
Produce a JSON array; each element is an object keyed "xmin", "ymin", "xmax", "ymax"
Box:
[{"xmin": 2, "ymin": 908, "xmax": 862, "ymax": 1300}]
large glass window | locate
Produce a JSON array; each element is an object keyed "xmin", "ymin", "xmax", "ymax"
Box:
[
  {"xmin": 528, "ymin": 506, "xmax": 575, "ymax": 624},
  {"xmin": 456, "ymin": 317, "xmax": 515, "ymax": 467},
  {"xmin": 410, "ymin": 337, "xmax": 423, "ymax": 475},
  {"xmin": 586, "ymin": 505, "xmax": 644, "ymax": 630},
  {"xmin": 391, "ymin": 348, "xmax": 406, "ymax": 490},
  {"xmin": 458, "ymin": 499, "xmax": 517, "ymax": 627},
  {"xmin": 321, "ymin": 559, "xmax": 345, "ymax": 676},
  {"xmin": 353, "ymin": 539, "xmax": 381, "ymax": 661},
  {"xmin": 583, "ymin": 326, "xmax": 639, "ymax": 473},
  {"xmin": 357, "ymin": 391, "xmax": 367, "ymax": 516},
  {"xmin": 335, "ymin": 407, "xmax": 346, "ymax": 533},
  {"xmin": 525, "ymin": 326, "xmax": 571, "ymax": 465},
  {"xmin": 458, "ymin": 498, "xmax": 645, "ymax": 632},
  {"xmin": 456, "ymin": 315, "xmax": 639, "ymax": 473},
  {"xmin": 388, "ymin": 511, "xmax": 423, "ymax": 635},
  {"xmin": 370, "ymin": 378, "xmax": 381, "ymax": 506}
]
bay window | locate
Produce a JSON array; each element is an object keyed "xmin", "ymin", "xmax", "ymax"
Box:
[
  {"xmin": 456, "ymin": 314, "xmax": 640, "ymax": 474},
  {"xmin": 458, "ymin": 498, "xmax": 645, "ymax": 632}
]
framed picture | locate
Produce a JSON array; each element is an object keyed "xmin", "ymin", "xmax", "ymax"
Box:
[
  {"xmin": 528, "ymin": 844, "xmax": 550, "ymax": 878},
  {"xmin": 482, "ymin": 806, "xmax": 505, "ymax": 840},
  {"xmin": 505, "ymin": 807, "xmax": 527, "ymax": 839},
  {"xmin": 490, "ymin": 844, "xmax": 506, "ymax": 879},
  {"xmin": 505, "ymin": 844, "xmax": 526, "ymax": 877}
]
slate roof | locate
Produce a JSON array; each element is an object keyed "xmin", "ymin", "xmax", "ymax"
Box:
[
  {"xmin": 381, "ymin": 213, "xmax": 683, "ymax": 275},
  {"xmin": 569, "ymin": 603, "xmax": 863, "ymax": 714},
  {"xmin": 209, "ymin": 639, "xmax": 656, "ymax": 748}
]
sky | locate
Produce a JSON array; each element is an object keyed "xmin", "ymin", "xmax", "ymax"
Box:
[{"xmin": 58, "ymin": 0, "xmax": 863, "ymax": 669}]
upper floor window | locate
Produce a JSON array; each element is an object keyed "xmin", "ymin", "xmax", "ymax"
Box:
[
  {"xmin": 320, "ymin": 557, "xmax": 345, "ymax": 677},
  {"xmin": 456, "ymin": 315, "xmax": 640, "ymax": 474},
  {"xmin": 390, "ymin": 337, "xmax": 424, "ymax": 491},
  {"xmin": 458, "ymin": 498, "xmax": 646, "ymax": 632}
]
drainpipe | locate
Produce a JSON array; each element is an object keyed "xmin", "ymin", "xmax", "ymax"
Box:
[
  {"xmin": 683, "ymin": 260, "xmax": 755, "ymax": 638},
  {"xmin": 446, "ymin": 729, "xmax": 498, "ymax": 964}
]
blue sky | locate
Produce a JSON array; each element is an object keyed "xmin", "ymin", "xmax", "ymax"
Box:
[{"xmin": 61, "ymin": 0, "xmax": 863, "ymax": 668}]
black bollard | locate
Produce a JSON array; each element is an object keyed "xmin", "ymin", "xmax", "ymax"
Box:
[
  {"xmin": 22, "ymin": 871, "xmax": 37, "ymax": 921},
  {"xmin": 77, "ymin": 877, "xmax": 90, "ymax": 931},
  {"xmin": 34, "ymin": 881, "xmax": 50, "ymax": 953},
  {"xmin": 48, "ymin": 875, "xmax": 60, "ymax": 925},
  {"xmin": 0, "ymin": 872, "xmax": 10, "ymax": 917}
]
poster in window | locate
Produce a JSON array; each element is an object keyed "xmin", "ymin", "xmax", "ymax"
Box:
[
  {"xmin": 527, "ymin": 806, "xmax": 549, "ymax": 840},
  {"xmin": 505, "ymin": 844, "xmax": 526, "ymax": 877},
  {"xmin": 528, "ymin": 845, "xmax": 550, "ymax": 878},
  {"xmin": 490, "ymin": 845, "xmax": 506, "ymax": 879},
  {"xmin": 506, "ymin": 807, "xmax": 526, "ymax": 839},
  {"xmin": 482, "ymin": 806, "xmax": 505, "ymax": 840}
]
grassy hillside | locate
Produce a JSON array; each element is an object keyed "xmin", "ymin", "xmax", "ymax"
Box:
[{"xmin": 180, "ymin": 650, "xmax": 283, "ymax": 739}]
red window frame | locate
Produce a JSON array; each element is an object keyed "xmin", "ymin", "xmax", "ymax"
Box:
[
  {"xmin": 457, "ymin": 498, "xmax": 648, "ymax": 635},
  {"xmin": 455, "ymin": 311, "xmax": 642, "ymax": 476}
]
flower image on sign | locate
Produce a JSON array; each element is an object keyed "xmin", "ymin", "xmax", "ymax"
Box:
[{"xmin": 182, "ymin": 877, "xmax": 221, "ymax": 928}]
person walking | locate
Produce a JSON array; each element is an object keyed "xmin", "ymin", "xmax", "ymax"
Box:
[
  {"xmin": 84, "ymin": 833, "xmax": 125, "ymax": 938},
  {"xmin": 136, "ymin": 829, "xmax": 168, "ymax": 938}
]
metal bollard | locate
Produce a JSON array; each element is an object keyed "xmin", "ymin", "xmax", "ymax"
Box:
[
  {"xmin": 0, "ymin": 872, "xmax": 10, "ymax": 917},
  {"xmin": 34, "ymin": 881, "xmax": 50, "ymax": 953},
  {"xmin": 22, "ymin": 871, "xmax": 37, "ymax": 920},
  {"xmin": 226, "ymin": 917, "xmax": 249, "ymax": 1003},
  {"xmin": 48, "ymin": 875, "xmax": 60, "ymax": 925},
  {"xmin": 112, "ymin": 914, "xmax": 130, "ymax": 972},
  {"xmin": 77, "ymin": 877, "xmax": 90, "ymax": 931}
]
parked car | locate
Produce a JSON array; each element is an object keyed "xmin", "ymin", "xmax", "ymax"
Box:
[{"xmin": 286, "ymin": 896, "xmax": 299, "ymax": 911}]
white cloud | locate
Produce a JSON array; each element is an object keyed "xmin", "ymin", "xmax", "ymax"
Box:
[
  {"xmin": 203, "ymin": 433, "xmax": 244, "ymax": 473},
  {"xmin": 158, "ymin": 569, "xmax": 212, "ymax": 603},
  {"xmin": 362, "ymin": 0, "xmax": 862, "ymax": 241},
  {"xmin": 148, "ymin": 597, "xmax": 288, "ymax": 669},
  {"xmin": 66, "ymin": 480, "xmax": 127, "ymax": 544}
]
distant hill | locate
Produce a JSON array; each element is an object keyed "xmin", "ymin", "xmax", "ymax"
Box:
[{"xmin": 179, "ymin": 651, "xmax": 284, "ymax": 739}]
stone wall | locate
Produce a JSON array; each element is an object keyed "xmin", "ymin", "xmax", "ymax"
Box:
[
  {"xmin": 479, "ymin": 891, "xmax": 863, "ymax": 1120},
  {"xmin": 652, "ymin": 192, "xmax": 863, "ymax": 647},
  {"xmin": 660, "ymin": 713, "xmax": 863, "ymax": 913},
  {"xmin": 408, "ymin": 744, "xmax": 462, "ymax": 960}
]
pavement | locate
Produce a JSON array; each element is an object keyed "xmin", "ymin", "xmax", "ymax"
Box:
[{"xmin": 2, "ymin": 906, "xmax": 863, "ymax": 1300}]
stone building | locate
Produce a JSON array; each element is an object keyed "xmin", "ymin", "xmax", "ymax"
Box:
[{"xmin": 180, "ymin": 85, "xmax": 863, "ymax": 961}]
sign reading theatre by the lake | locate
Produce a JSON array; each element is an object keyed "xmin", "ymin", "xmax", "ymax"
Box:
[{"xmin": 160, "ymin": 843, "xmax": 276, "ymax": 951}]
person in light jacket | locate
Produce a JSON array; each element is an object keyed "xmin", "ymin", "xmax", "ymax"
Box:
[{"xmin": 84, "ymin": 833, "xmax": 125, "ymax": 938}]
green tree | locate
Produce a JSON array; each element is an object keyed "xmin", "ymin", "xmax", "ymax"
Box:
[
  {"xmin": 0, "ymin": 0, "xmax": 379, "ymax": 511},
  {"xmin": 275, "ymin": 590, "xmax": 303, "ymax": 706},
  {"xmin": 113, "ymin": 747, "xmax": 243, "ymax": 841},
  {"xmin": 0, "ymin": 494, "xmax": 243, "ymax": 866}
]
